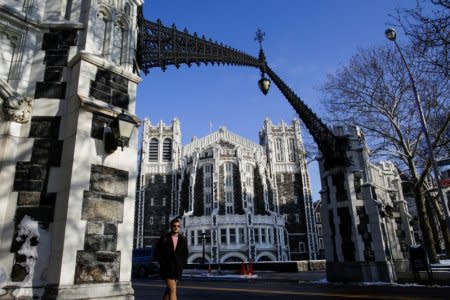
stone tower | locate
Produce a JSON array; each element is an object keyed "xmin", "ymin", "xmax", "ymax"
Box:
[
  {"xmin": 0, "ymin": 0, "xmax": 142, "ymax": 298},
  {"xmin": 319, "ymin": 125, "xmax": 413, "ymax": 282},
  {"xmin": 259, "ymin": 119, "xmax": 318, "ymax": 260},
  {"xmin": 135, "ymin": 118, "xmax": 182, "ymax": 249}
]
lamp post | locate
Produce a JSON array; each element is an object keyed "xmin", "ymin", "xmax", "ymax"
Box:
[
  {"xmin": 201, "ymin": 232, "xmax": 206, "ymax": 264},
  {"xmin": 385, "ymin": 27, "xmax": 450, "ymax": 231}
]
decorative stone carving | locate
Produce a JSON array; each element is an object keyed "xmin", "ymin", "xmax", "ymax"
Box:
[{"xmin": 0, "ymin": 78, "xmax": 32, "ymax": 123}]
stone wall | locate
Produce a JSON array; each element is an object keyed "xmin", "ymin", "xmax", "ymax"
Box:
[
  {"xmin": 34, "ymin": 29, "xmax": 77, "ymax": 99},
  {"xmin": 11, "ymin": 116, "xmax": 63, "ymax": 281},
  {"xmin": 75, "ymin": 165, "xmax": 128, "ymax": 284}
]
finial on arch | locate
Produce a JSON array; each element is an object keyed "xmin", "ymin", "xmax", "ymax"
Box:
[{"xmin": 255, "ymin": 28, "xmax": 266, "ymax": 49}]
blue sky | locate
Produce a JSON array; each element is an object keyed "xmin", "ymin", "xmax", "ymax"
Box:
[{"xmin": 137, "ymin": 0, "xmax": 425, "ymax": 201}]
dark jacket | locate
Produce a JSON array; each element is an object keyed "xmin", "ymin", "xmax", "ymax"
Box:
[{"xmin": 155, "ymin": 232, "xmax": 188, "ymax": 279}]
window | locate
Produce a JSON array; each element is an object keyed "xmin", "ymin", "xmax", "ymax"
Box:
[
  {"xmin": 190, "ymin": 230, "xmax": 195, "ymax": 245},
  {"xmin": 149, "ymin": 216, "xmax": 153, "ymax": 224},
  {"xmin": 281, "ymin": 197, "xmax": 286, "ymax": 205},
  {"xmin": 295, "ymin": 214, "xmax": 300, "ymax": 223},
  {"xmin": 225, "ymin": 191, "xmax": 233, "ymax": 203},
  {"xmin": 112, "ymin": 23, "xmax": 124, "ymax": 65},
  {"xmin": 280, "ymin": 174, "xmax": 284, "ymax": 183},
  {"xmin": 261, "ymin": 228, "xmax": 267, "ymax": 243},
  {"xmin": 161, "ymin": 217, "xmax": 166, "ymax": 224},
  {"xmin": 151, "ymin": 175, "xmax": 155, "ymax": 184},
  {"xmin": 254, "ymin": 228, "xmax": 260, "ymax": 244},
  {"xmin": 229, "ymin": 228, "xmax": 236, "ymax": 244},
  {"xmin": 316, "ymin": 212, "xmax": 321, "ymax": 223},
  {"xmin": 354, "ymin": 172, "xmax": 362, "ymax": 199},
  {"xmin": 204, "ymin": 164, "xmax": 212, "ymax": 174},
  {"xmin": 196, "ymin": 230, "xmax": 203, "ymax": 245},
  {"xmin": 204, "ymin": 230, "xmax": 211, "ymax": 244},
  {"xmin": 276, "ymin": 139, "xmax": 283, "ymax": 161},
  {"xmin": 124, "ymin": 3, "xmax": 131, "ymax": 16},
  {"xmin": 238, "ymin": 228, "xmax": 245, "ymax": 244},
  {"xmin": 288, "ymin": 138, "xmax": 296, "ymax": 162},
  {"xmin": 317, "ymin": 224, "xmax": 323, "ymax": 236},
  {"xmin": 149, "ymin": 138, "xmax": 158, "ymax": 161},
  {"xmin": 0, "ymin": 31, "xmax": 17, "ymax": 82},
  {"xmin": 205, "ymin": 207, "xmax": 211, "ymax": 215},
  {"xmin": 150, "ymin": 197, "xmax": 154, "ymax": 206},
  {"xmin": 318, "ymin": 238, "xmax": 324, "ymax": 249},
  {"xmin": 299, "ymin": 242, "xmax": 306, "ymax": 253},
  {"xmin": 163, "ymin": 138, "xmax": 172, "ymax": 161},
  {"xmin": 163, "ymin": 175, "xmax": 167, "ymax": 183},
  {"xmin": 224, "ymin": 162, "xmax": 234, "ymax": 214},
  {"xmin": 205, "ymin": 193, "xmax": 212, "ymax": 204},
  {"xmin": 162, "ymin": 197, "xmax": 166, "ymax": 206},
  {"xmin": 268, "ymin": 228, "xmax": 273, "ymax": 243},
  {"xmin": 220, "ymin": 228, "xmax": 227, "ymax": 244},
  {"xmin": 93, "ymin": 10, "xmax": 108, "ymax": 56}
]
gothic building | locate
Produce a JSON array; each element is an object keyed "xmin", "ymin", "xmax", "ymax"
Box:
[{"xmin": 135, "ymin": 118, "xmax": 319, "ymax": 263}]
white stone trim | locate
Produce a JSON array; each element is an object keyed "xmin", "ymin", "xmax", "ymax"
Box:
[
  {"xmin": 68, "ymin": 51, "xmax": 141, "ymax": 83},
  {"xmin": 183, "ymin": 127, "xmax": 264, "ymax": 157}
]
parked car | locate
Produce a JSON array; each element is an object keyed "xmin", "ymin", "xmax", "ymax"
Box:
[{"xmin": 132, "ymin": 248, "xmax": 159, "ymax": 278}]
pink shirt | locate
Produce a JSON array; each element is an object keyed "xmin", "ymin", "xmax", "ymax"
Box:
[{"xmin": 171, "ymin": 235, "xmax": 178, "ymax": 250}]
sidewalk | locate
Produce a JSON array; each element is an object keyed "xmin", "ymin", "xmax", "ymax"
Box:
[
  {"xmin": 181, "ymin": 269, "xmax": 450, "ymax": 286},
  {"xmin": 182, "ymin": 269, "xmax": 326, "ymax": 282}
]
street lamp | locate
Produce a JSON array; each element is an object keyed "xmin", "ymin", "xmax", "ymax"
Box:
[
  {"xmin": 385, "ymin": 27, "xmax": 450, "ymax": 231},
  {"xmin": 200, "ymin": 232, "xmax": 206, "ymax": 264},
  {"xmin": 104, "ymin": 110, "xmax": 138, "ymax": 153}
]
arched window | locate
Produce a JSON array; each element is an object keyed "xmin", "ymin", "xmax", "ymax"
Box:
[
  {"xmin": 162, "ymin": 138, "xmax": 172, "ymax": 161},
  {"xmin": 148, "ymin": 138, "xmax": 158, "ymax": 161},
  {"xmin": 288, "ymin": 138, "xmax": 296, "ymax": 162},
  {"xmin": 124, "ymin": 3, "xmax": 131, "ymax": 16},
  {"xmin": 112, "ymin": 22, "xmax": 125, "ymax": 65},
  {"xmin": 0, "ymin": 32, "xmax": 16, "ymax": 82},
  {"xmin": 275, "ymin": 138, "xmax": 283, "ymax": 162},
  {"xmin": 94, "ymin": 10, "xmax": 108, "ymax": 56}
]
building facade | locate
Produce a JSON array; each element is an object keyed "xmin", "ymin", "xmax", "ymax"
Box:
[{"xmin": 135, "ymin": 118, "xmax": 318, "ymax": 262}]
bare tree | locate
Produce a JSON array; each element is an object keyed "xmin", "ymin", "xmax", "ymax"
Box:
[
  {"xmin": 321, "ymin": 45, "xmax": 450, "ymax": 262},
  {"xmin": 394, "ymin": 0, "xmax": 450, "ymax": 77}
]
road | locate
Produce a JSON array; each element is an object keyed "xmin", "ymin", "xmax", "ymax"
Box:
[{"xmin": 133, "ymin": 278, "xmax": 450, "ymax": 300}]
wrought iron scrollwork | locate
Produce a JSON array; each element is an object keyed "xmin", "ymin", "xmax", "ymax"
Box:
[
  {"xmin": 138, "ymin": 17, "xmax": 260, "ymax": 74},
  {"xmin": 137, "ymin": 8, "xmax": 348, "ymax": 167}
]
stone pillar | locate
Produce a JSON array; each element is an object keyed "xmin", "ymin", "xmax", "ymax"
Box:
[
  {"xmin": 319, "ymin": 125, "xmax": 409, "ymax": 283},
  {"xmin": 0, "ymin": 0, "xmax": 143, "ymax": 298}
]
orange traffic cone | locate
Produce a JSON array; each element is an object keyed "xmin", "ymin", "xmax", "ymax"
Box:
[{"xmin": 240, "ymin": 263, "xmax": 247, "ymax": 275}]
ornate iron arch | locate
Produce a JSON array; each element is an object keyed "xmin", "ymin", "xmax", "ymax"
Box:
[{"xmin": 137, "ymin": 8, "xmax": 348, "ymax": 168}]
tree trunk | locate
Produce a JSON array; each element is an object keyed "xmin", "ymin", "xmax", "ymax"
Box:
[
  {"xmin": 430, "ymin": 194, "xmax": 450, "ymax": 258},
  {"xmin": 426, "ymin": 197, "xmax": 443, "ymax": 253},
  {"xmin": 415, "ymin": 186, "xmax": 439, "ymax": 263}
]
